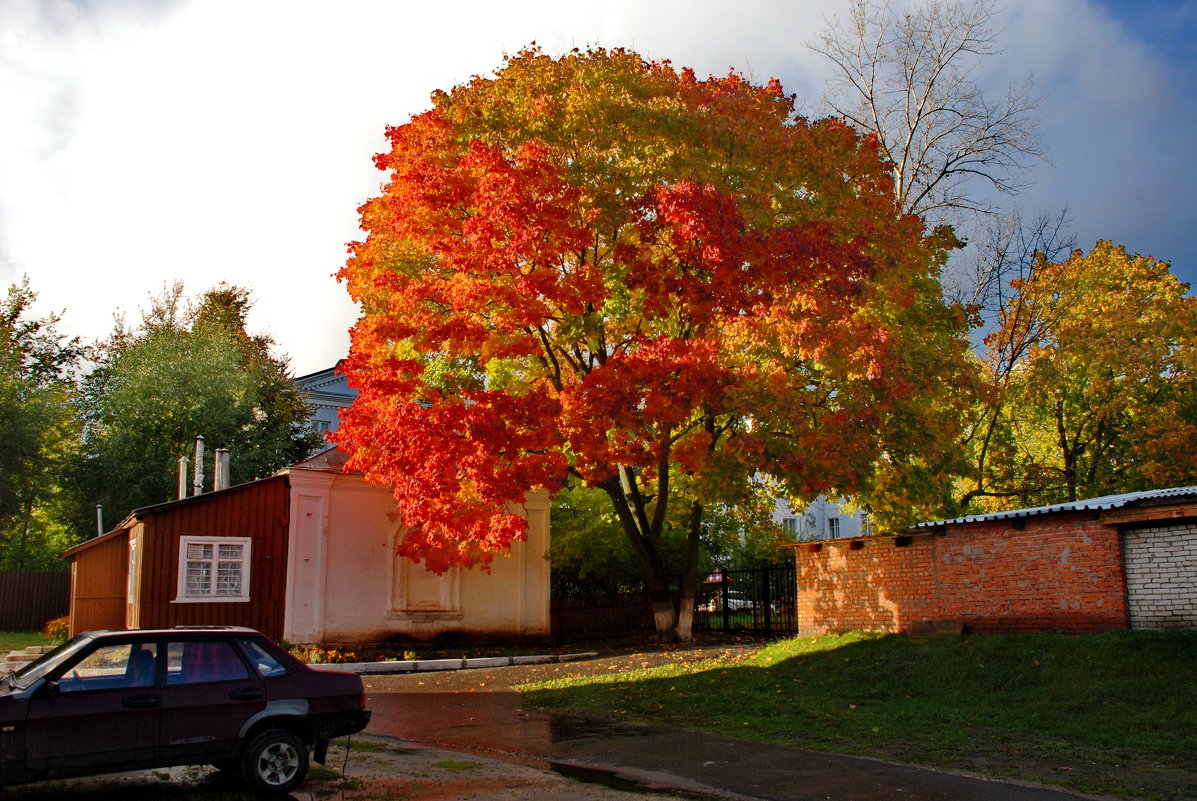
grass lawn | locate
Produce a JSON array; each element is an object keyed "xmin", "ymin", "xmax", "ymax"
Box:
[
  {"xmin": 520, "ymin": 630, "xmax": 1197, "ymax": 801},
  {"xmin": 0, "ymin": 631, "xmax": 51, "ymax": 655}
]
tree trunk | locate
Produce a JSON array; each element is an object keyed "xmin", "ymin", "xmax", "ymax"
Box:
[
  {"xmin": 1055, "ymin": 399, "xmax": 1078, "ymax": 502},
  {"xmin": 673, "ymin": 500, "xmax": 703, "ymax": 642},
  {"xmin": 600, "ymin": 475, "xmax": 683, "ymax": 642}
]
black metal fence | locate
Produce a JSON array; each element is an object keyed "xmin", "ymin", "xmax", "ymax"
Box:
[
  {"xmin": 551, "ymin": 560, "xmax": 798, "ymax": 643},
  {"xmin": 695, "ymin": 561, "xmax": 798, "ymax": 637},
  {"xmin": 0, "ymin": 570, "xmax": 70, "ymax": 631},
  {"xmin": 551, "ymin": 592, "xmax": 658, "ymax": 643}
]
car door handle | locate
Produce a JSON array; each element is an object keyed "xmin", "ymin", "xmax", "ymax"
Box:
[
  {"xmin": 229, "ymin": 687, "xmax": 264, "ymax": 701},
  {"xmin": 122, "ymin": 695, "xmax": 160, "ymax": 709}
]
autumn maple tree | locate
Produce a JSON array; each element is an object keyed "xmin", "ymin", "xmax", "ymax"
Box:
[{"xmin": 335, "ymin": 47, "xmax": 971, "ymax": 641}]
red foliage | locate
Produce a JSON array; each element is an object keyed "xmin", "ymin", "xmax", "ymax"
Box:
[{"xmin": 334, "ymin": 46, "xmax": 970, "ymax": 572}]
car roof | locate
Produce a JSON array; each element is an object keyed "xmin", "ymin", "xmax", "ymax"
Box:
[{"xmin": 78, "ymin": 626, "xmax": 264, "ymax": 639}]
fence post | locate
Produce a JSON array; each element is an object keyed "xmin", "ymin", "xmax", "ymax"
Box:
[
  {"xmin": 762, "ymin": 563, "xmax": 772, "ymax": 633},
  {"xmin": 720, "ymin": 568, "xmax": 730, "ymax": 630}
]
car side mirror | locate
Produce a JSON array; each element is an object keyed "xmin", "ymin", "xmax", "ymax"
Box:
[{"xmin": 43, "ymin": 679, "xmax": 60, "ymax": 699}]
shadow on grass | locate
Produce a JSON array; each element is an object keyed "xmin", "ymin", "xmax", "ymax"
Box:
[{"xmin": 521, "ymin": 630, "xmax": 1197, "ymax": 800}]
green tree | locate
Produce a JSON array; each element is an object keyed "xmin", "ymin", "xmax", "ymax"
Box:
[
  {"xmin": 0, "ymin": 278, "xmax": 82, "ymax": 569},
  {"xmin": 70, "ymin": 283, "xmax": 319, "ymax": 534},
  {"xmin": 549, "ymin": 480, "xmax": 786, "ymax": 598}
]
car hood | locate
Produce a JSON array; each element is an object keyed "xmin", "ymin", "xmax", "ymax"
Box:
[{"xmin": 0, "ymin": 683, "xmax": 28, "ymax": 722}]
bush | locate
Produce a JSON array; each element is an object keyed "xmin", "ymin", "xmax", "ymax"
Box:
[
  {"xmin": 43, "ymin": 616, "xmax": 69, "ymax": 642},
  {"xmin": 288, "ymin": 645, "xmax": 358, "ymax": 664}
]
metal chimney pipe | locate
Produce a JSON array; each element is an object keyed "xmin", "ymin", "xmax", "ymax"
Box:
[
  {"xmin": 215, "ymin": 449, "xmax": 230, "ymax": 491},
  {"xmin": 178, "ymin": 456, "xmax": 190, "ymax": 500},
  {"xmin": 193, "ymin": 436, "xmax": 204, "ymax": 496},
  {"xmin": 95, "ymin": 504, "xmax": 103, "ymax": 537}
]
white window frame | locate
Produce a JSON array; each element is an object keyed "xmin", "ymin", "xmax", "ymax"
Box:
[
  {"xmin": 827, "ymin": 517, "xmax": 840, "ymax": 538},
  {"xmin": 174, "ymin": 536, "xmax": 252, "ymax": 603}
]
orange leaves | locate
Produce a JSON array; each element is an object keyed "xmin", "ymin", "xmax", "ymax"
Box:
[{"xmin": 335, "ymin": 45, "xmax": 971, "ymax": 568}]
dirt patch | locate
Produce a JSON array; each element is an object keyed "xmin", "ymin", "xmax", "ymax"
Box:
[{"xmin": 4, "ymin": 736, "xmax": 686, "ymax": 801}]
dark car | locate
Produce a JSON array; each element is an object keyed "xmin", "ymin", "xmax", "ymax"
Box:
[{"xmin": 0, "ymin": 626, "xmax": 370, "ymax": 794}]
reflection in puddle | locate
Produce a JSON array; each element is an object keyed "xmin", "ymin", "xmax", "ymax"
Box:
[
  {"xmin": 549, "ymin": 713, "xmax": 657, "ymax": 743},
  {"xmin": 365, "ymin": 691, "xmax": 655, "ymax": 757}
]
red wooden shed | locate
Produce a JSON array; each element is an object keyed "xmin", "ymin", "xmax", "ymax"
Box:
[{"xmin": 64, "ymin": 476, "xmax": 290, "ymax": 640}]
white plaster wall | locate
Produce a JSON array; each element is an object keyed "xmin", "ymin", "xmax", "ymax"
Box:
[{"xmin": 283, "ymin": 466, "xmax": 551, "ymax": 645}]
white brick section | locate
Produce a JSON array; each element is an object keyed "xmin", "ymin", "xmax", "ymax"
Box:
[{"xmin": 1122, "ymin": 523, "xmax": 1197, "ymax": 631}]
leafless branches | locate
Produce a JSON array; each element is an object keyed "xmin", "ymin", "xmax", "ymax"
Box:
[{"xmin": 810, "ymin": 0, "xmax": 1044, "ymax": 228}]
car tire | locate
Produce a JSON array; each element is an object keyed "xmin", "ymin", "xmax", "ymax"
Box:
[{"xmin": 242, "ymin": 729, "xmax": 308, "ymax": 794}]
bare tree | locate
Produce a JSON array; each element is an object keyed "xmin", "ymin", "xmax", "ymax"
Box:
[
  {"xmin": 810, "ymin": 0, "xmax": 1043, "ymax": 228},
  {"xmin": 947, "ymin": 206, "xmax": 1076, "ymax": 319},
  {"xmin": 953, "ymin": 209, "xmax": 1076, "ymax": 510}
]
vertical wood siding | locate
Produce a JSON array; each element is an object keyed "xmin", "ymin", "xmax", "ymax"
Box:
[
  {"xmin": 68, "ymin": 533, "xmax": 129, "ymax": 636},
  {"xmin": 136, "ymin": 476, "xmax": 290, "ymax": 640},
  {"xmin": 0, "ymin": 570, "xmax": 70, "ymax": 631}
]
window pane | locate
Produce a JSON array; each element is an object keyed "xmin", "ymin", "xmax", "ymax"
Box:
[
  {"xmin": 240, "ymin": 639, "xmax": 288, "ymax": 677},
  {"xmin": 59, "ymin": 643, "xmax": 157, "ymax": 692},
  {"xmin": 216, "ymin": 561, "xmax": 242, "ymax": 596},
  {"xmin": 187, "ymin": 543, "xmax": 212, "ymax": 560},
  {"xmin": 217, "ymin": 543, "xmax": 243, "ymax": 560},
  {"xmin": 178, "ymin": 537, "xmax": 250, "ymax": 601},
  {"xmin": 185, "ymin": 561, "xmax": 212, "ymax": 595},
  {"xmin": 166, "ymin": 640, "xmax": 250, "ymax": 685}
]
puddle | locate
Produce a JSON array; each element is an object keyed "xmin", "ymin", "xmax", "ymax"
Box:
[
  {"xmin": 365, "ymin": 689, "xmax": 655, "ymax": 761},
  {"xmin": 550, "ymin": 713, "xmax": 657, "ymax": 743}
]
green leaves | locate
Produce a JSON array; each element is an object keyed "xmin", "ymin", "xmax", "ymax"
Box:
[
  {"xmin": 0, "ymin": 278, "xmax": 82, "ymax": 568},
  {"xmin": 967, "ymin": 241, "xmax": 1197, "ymax": 509},
  {"xmin": 71, "ymin": 283, "xmax": 321, "ymax": 533}
]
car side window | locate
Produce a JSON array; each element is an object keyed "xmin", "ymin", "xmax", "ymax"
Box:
[
  {"xmin": 58, "ymin": 643, "xmax": 158, "ymax": 693},
  {"xmin": 239, "ymin": 638, "xmax": 288, "ymax": 677},
  {"xmin": 165, "ymin": 640, "xmax": 250, "ymax": 685}
]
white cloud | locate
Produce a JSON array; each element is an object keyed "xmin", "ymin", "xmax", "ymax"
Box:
[{"xmin": 1, "ymin": 0, "xmax": 1192, "ymax": 376}]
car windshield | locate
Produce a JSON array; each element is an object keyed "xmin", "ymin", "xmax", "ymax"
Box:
[{"xmin": 10, "ymin": 635, "xmax": 94, "ymax": 690}]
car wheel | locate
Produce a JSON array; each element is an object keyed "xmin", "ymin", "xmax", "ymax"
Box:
[{"xmin": 242, "ymin": 729, "xmax": 308, "ymax": 794}]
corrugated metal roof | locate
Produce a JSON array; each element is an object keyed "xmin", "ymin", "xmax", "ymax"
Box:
[{"xmin": 913, "ymin": 485, "xmax": 1197, "ymax": 529}]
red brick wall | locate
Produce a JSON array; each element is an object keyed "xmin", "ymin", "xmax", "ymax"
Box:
[{"xmin": 795, "ymin": 513, "xmax": 1130, "ymax": 635}]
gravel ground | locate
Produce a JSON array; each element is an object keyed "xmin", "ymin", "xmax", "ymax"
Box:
[{"xmin": 4, "ymin": 736, "xmax": 690, "ymax": 801}]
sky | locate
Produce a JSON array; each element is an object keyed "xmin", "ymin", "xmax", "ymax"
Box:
[{"xmin": 2, "ymin": 0, "xmax": 1194, "ymax": 377}]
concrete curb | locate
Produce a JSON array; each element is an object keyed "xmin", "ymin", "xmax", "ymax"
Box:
[{"xmin": 308, "ymin": 651, "xmax": 599, "ymax": 675}]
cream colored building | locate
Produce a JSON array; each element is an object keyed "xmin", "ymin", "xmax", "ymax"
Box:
[{"xmin": 282, "ymin": 449, "xmax": 551, "ymax": 645}]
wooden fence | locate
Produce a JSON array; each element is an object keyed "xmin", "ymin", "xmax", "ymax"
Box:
[{"xmin": 0, "ymin": 570, "xmax": 70, "ymax": 631}]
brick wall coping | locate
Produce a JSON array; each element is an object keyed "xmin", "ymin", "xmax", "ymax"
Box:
[{"xmin": 784, "ymin": 485, "xmax": 1197, "ymax": 548}]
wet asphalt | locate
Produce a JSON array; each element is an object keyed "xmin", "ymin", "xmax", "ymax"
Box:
[
  {"xmin": 3, "ymin": 649, "xmax": 1102, "ymax": 800},
  {"xmin": 361, "ymin": 663, "xmax": 1094, "ymax": 801}
]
